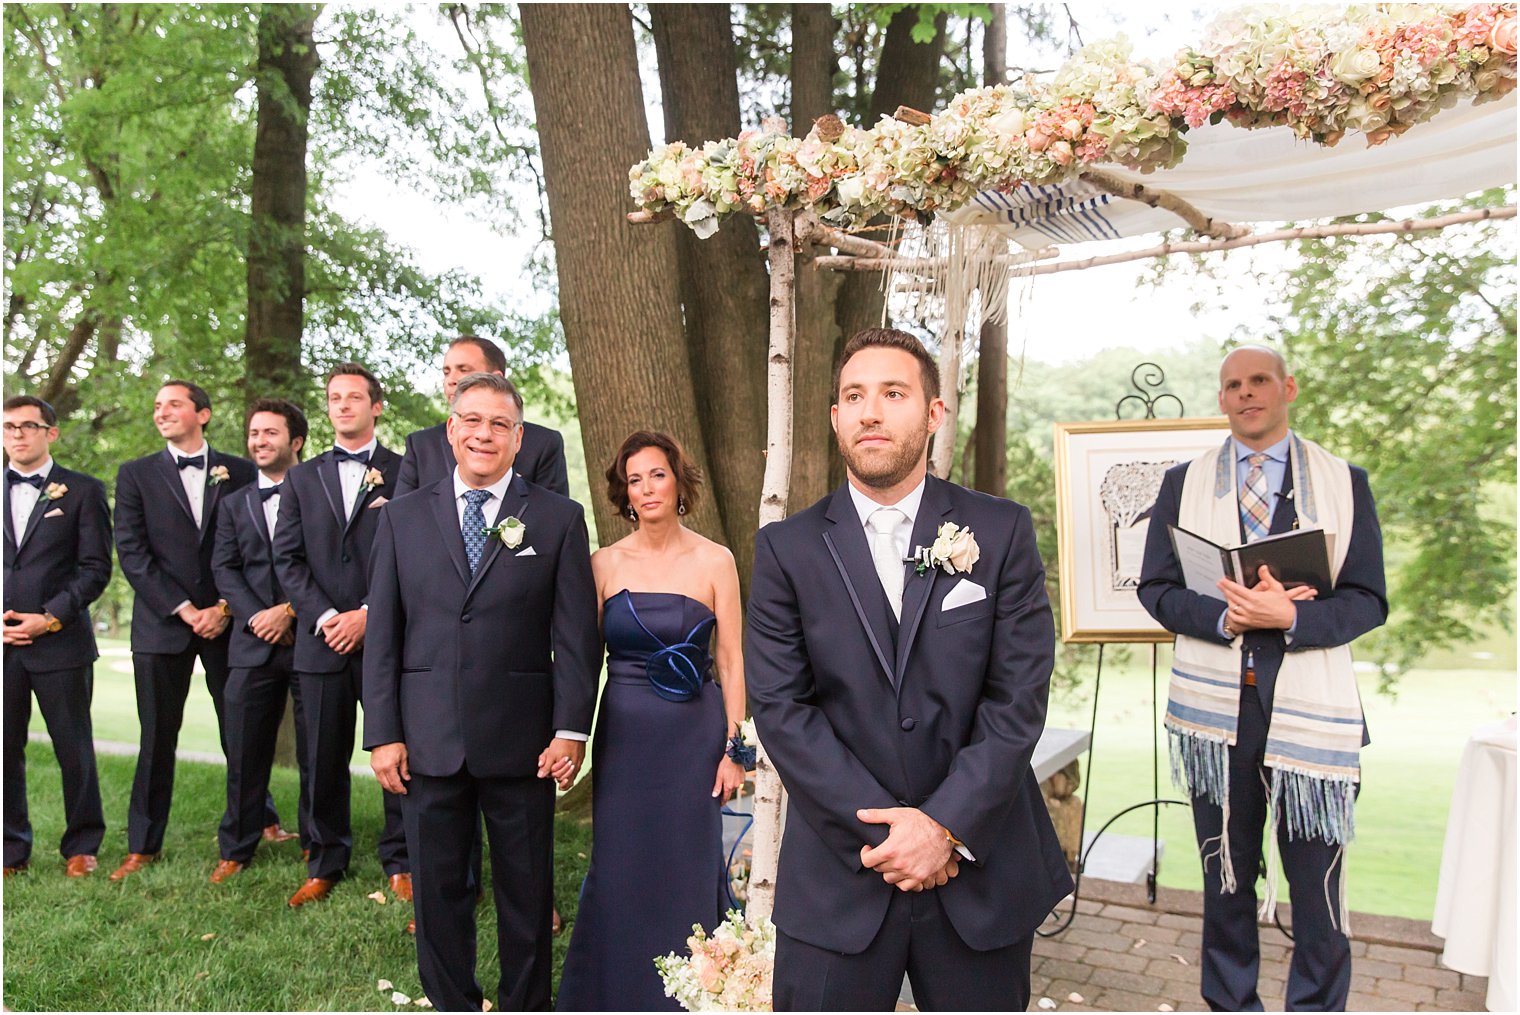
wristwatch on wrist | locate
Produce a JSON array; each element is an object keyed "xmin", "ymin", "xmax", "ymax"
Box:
[
  {"xmin": 218, "ymin": 600, "xmax": 232, "ymax": 618},
  {"xmin": 43, "ymin": 612, "xmax": 62, "ymax": 633},
  {"xmin": 1222, "ymin": 616, "xmax": 1238, "ymax": 638},
  {"xmin": 283, "ymin": 602, "xmax": 297, "ymax": 618}
]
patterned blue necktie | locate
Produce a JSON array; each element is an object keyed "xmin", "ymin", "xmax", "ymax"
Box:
[{"xmin": 462, "ymin": 489, "xmax": 493, "ymax": 575}]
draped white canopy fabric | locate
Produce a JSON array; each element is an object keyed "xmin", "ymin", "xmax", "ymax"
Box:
[{"xmin": 948, "ymin": 92, "xmax": 1518, "ymax": 248}]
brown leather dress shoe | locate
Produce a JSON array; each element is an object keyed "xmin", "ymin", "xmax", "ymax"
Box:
[
  {"xmin": 209, "ymin": 859, "xmax": 246, "ymax": 884},
  {"xmin": 288, "ymin": 877, "xmax": 336, "ymax": 907},
  {"xmin": 388, "ymin": 872, "xmax": 413, "ymax": 902},
  {"xmin": 261, "ymin": 824, "xmax": 298, "ymax": 844},
  {"xmin": 405, "ymin": 917, "xmax": 416, "ymax": 935},
  {"xmin": 2, "ymin": 863, "xmax": 26, "ymax": 878},
  {"xmin": 551, "ymin": 907, "xmax": 563, "ymax": 937},
  {"xmin": 64, "ymin": 855, "xmax": 98, "ymax": 878},
  {"xmin": 108, "ymin": 853, "xmax": 158, "ymax": 881}
]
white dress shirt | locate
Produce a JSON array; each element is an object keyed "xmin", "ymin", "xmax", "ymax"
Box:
[
  {"xmin": 334, "ymin": 436, "xmax": 379, "ymax": 516},
  {"xmin": 847, "ymin": 475, "xmax": 926, "ymax": 563},
  {"xmin": 259, "ymin": 473, "xmax": 282, "ymax": 539},
  {"xmin": 170, "ymin": 440, "xmax": 209, "ymax": 528},
  {"xmin": 7, "ymin": 457, "xmax": 52, "ymax": 546},
  {"xmin": 451, "ymin": 467, "xmax": 586, "ymax": 744}
]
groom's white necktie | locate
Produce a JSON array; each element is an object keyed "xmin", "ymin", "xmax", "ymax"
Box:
[{"xmin": 868, "ymin": 507, "xmax": 905, "ymax": 619}]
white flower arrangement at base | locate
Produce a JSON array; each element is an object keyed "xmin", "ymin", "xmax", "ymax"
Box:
[{"xmin": 655, "ymin": 910, "xmax": 776, "ymax": 1012}]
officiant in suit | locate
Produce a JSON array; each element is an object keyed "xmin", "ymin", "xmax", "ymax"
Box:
[
  {"xmin": 747, "ymin": 329, "xmax": 1073, "ymax": 1011},
  {"xmin": 1139, "ymin": 345, "xmax": 1387, "ymax": 1011},
  {"xmin": 273, "ymin": 363, "xmax": 408, "ymax": 907},
  {"xmin": 365, "ymin": 371, "xmax": 598, "ymax": 1012},
  {"xmin": 111, "ymin": 380, "xmax": 279, "ymax": 881},
  {"xmin": 3, "ymin": 395, "xmax": 111, "ymax": 878}
]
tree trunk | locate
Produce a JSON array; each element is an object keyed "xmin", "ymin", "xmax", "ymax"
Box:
[
  {"xmin": 787, "ymin": 3, "xmax": 843, "ymax": 513},
  {"xmin": 244, "ymin": 3, "xmax": 318, "ymax": 407},
  {"xmin": 830, "ymin": 6, "xmax": 947, "ymax": 486},
  {"xmin": 974, "ymin": 4, "xmax": 1008, "ymax": 496},
  {"xmin": 650, "ymin": 4, "xmax": 769, "ymax": 593},
  {"xmin": 521, "ymin": 3, "xmax": 720, "ymax": 547}
]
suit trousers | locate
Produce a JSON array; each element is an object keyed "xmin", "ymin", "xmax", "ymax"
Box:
[
  {"xmin": 1191, "ymin": 685, "xmax": 1352, "ymax": 1012},
  {"xmin": 298, "ymin": 657, "xmax": 407, "ymax": 879},
  {"xmin": 3, "ymin": 653, "xmax": 106, "ymax": 867},
  {"xmin": 773, "ymin": 888, "xmax": 1034, "ymax": 1011},
  {"xmin": 218, "ymin": 646, "xmax": 312, "ymax": 862},
  {"xmin": 406, "ymin": 768, "xmax": 555, "ymax": 1012},
  {"xmin": 128, "ymin": 636, "xmax": 277, "ymax": 854}
]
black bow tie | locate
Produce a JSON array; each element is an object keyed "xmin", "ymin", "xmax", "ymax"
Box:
[
  {"xmin": 176, "ymin": 454, "xmax": 206, "ymax": 471},
  {"xmin": 6, "ymin": 471, "xmax": 44, "ymax": 489},
  {"xmin": 333, "ymin": 448, "xmax": 371, "ymax": 465},
  {"xmin": 259, "ymin": 484, "xmax": 283, "ymax": 501}
]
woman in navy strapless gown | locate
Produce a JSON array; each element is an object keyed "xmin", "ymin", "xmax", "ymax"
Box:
[{"xmin": 557, "ymin": 432, "xmax": 750, "ymax": 1012}]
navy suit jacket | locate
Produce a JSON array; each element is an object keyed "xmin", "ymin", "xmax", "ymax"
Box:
[
  {"xmin": 394, "ymin": 420, "xmax": 569, "ymax": 498},
  {"xmin": 115, "ymin": 448, "xmax": 255, "ymax": 654},
  {"xmin": 746, "ymin": 476, "xmax": 1073, "ymax": 955},
  {"xmin": 272, "ymin": 443, "xmax": 401, "ymax": 673},
  {"xmin": 1138, "ymin": 453, "xmax": 1388, "ymax": 724},
  {"xmin": 362, "ymin": 473, "xmax": 599, "ymax": 778},
  {"xmin": 3, "ymin": 464, "xmax": 112, "ymax": 670},
  {"xmin": 212, "ymin": 481, "xmax": 292, "ymax": 670}
]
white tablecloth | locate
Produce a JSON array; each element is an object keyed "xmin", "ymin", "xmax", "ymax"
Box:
[{"xmin": 1432, "ymin": 717, "xmax": 1516, "ymax": 1012}]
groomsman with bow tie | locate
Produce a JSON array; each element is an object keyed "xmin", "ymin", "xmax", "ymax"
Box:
[
  {"xmin": 3, "ymin": 396, "xmax": 112, "ymax": 879},
  {"xmin": 273, "ymin": 363, "xmax": 409, "ymax": 908},
  {"xmin": 208, "ymin": 398, "xmax": 315, "ymax": 884},
  {"xmin": 112, "ymin": 381, "xmax": 288, "ymax": 882}
]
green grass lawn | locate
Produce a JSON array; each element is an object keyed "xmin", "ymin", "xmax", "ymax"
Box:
[{"xmin": 2, "ymin": 752, "xmax": 594, "ymax": 1011}]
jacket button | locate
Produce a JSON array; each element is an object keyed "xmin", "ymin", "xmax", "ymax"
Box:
[
  {"xmin": 461, "ymin": 614, "xmax": 471, "ymax": 624},
  {"xmin": 900, "ymin": 717, "xmax": 916, "ymax": 731},
  {"xmin": 341, "ymin": 554, "xmax": 351, "ymax": 563}
]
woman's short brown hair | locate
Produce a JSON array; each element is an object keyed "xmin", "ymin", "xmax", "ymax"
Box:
[{"xmin": 606, "ymin": 430, "xmax": 703, "ymax": 521}]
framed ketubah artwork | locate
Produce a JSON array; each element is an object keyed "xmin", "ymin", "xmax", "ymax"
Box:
[{"xmin": 1053, "ymin": 417, "xmax": 1230, "ymax": 643}]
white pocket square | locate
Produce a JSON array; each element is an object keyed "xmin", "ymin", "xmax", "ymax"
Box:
[
  {"xmin": 43, "ymin": 508, "xmax": 64, "ymax": 518},
  {"xmin": 368, "ymin": 496, "xmax": 388, "ymax": 508},
  {"xmin": 941, "ymin": 578, "xmax": 987, "ymax": 611},
  {"xmin": 515, "ymin": 546, "xmax": 537, "ymax": 557}
]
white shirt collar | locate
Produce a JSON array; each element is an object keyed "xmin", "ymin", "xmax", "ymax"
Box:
[
  {"xmin": 10, "ymin": 457, "xmax": 53, "ymax": 480},
  {"xmin": 257, "ymin": 472, "xmax": 282, "ymax": 490},
  {"xmin": 452, "ymin": 467, "xmax": 515, "ymax": 505},
  {"xmin": 334, "ymin": 435, "xmax": 378, "ymax": 458},
  {"xmin": 168, "ymin": 441, "xmax": 209, "ymax": 463},
  {"xmin": 847, "ymin": 474, "xmax": 927, "ymax": 531}
]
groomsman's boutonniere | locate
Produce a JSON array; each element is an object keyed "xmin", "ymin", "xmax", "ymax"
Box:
[
  {"xmin": 909, "ymin": 521, "xmax": 981, "ymax": 576},
  {"xmin": 484, "ymin": 515, "xmax": 526, "ymax": 549},
  {"xmin": 41, "ymin": 482, "xmax": 68, "ymax": 502},
  {"xmin": 208, "ymin": 465, "xmax": 231, "ymax": 486},
  {"xmin": 362, "ymin": 468, "xmax": 384, "ymax": 493}
]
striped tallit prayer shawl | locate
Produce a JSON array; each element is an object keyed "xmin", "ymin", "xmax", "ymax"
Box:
[{"xmin": 1165, "ymin": 433, "xmax": 1363, "ymax": 929}]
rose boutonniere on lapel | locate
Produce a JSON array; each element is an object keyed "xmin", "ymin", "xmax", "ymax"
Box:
[
  {"xmin": 910, "ymin": 521, "xmax": 980, "ymax": 576},
  {"xmin": 41, "ymin": 482, "xmax": 68, "ymax": 502},
  {"xmin": 208, "ymin": 465, "xmax": 231, "ymax": 486},
  {"xmin": 484, "ymin": 515, "xmax": 526, "ymax": 549},
  {"xmin": 362, "ymin": 468, "xmax": 384, "ymax": 493}
]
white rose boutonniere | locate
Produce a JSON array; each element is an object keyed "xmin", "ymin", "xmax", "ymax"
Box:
[
  {"xmin": 362, "ymin": 468, "xmax": 384, "ymax": 493},
  {"xmin": 484, "ymin": 516, "xmax": 526, "ymax": 549},
  {"xmin": 911, "ymin": 521, "xmax": 980, "ymax": 576},
  {"xmin": 41, "ymin": 482, "xmax": 68, "ymax": 502},
  {"xmin": 208, "ymin": 465, "xmax": 231, "ymax": 486}
]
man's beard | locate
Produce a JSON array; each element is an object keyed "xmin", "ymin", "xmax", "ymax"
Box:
[{"xmin": 836, "ymin": 422, "xmax": 929, "ymax": 490}]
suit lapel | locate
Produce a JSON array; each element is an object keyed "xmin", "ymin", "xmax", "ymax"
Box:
[
  {"xmin": 430, "ymin": 483, "xmax": 471, "ymax": 587},
  {"xmin": 199, "ymin": 449, "xmax": 224, "ymax": 541},
  {"xmin": 247, "ymin": 485, "xmax": 273, "ymax": 548},
  {"xmin": 465, "ymin": 474, "xmax": 529, "ymax": 604},
  {"xmin": 894, "ymin": 477, "xmax": 952, "ymax": 684},
  {"xmin": 156, "ymin": 450, "xmax": 198, "ymax": 526},
  {"xmin": 344, "ymin": 444, "xmax": 397, "ymax": 534},
  {"xmin": 1269, "ymin": 466, "xmax": 1297, "ymax": 535},
  {"xmin": 317, "ymin": 452, "xmax": 346, "ymax": 530},
  {"xmin": 17, "ymin": 486, "xmax": 53, "ymax": 550},
  {"xmin": 822, "ymin": 485, "xmax": 896, "ymax": 686}
]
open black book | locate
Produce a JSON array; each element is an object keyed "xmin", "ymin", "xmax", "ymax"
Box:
[{"xmin": 1167, "ymin": 525, "xmax": 1334, "ymax": 602}]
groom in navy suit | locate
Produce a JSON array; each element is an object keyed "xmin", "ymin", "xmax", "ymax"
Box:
[
  {"xmin": 748, "ymin": 329, "xmax": 1073, "ymax": 1011},
  {"xmin": 365, "ymin": 371, "xmax": 599, "ymax": 1011}
]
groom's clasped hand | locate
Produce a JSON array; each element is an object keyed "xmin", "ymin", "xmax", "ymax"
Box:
[{"xmin": 857, "ymin": 805, "xmax": 960, "ymax": 892}]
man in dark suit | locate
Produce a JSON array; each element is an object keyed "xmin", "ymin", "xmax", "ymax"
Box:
[
  {"xmin": 209, "ymin": 398, "xmax": 314, "ymax": 884},
  {"xmin": 1139, "ymin": 345, "xmax": 1387, "ymax": 1011},
  {"xmin": 396, "ymin": 335, "xmax": 569, "ymax": 497},
  {"xmin": 3, "ymin": 395, "xmax": 111, "ymax": 878},
  {"xmin": 747, "ymin": 329, "xmax": 1073, "ymax": 1011},
  {"xmin": 112, "ymin": 380, "xmax": 290, "ymax": 881},
  {"xmin": 274, "ymin": 362, "xmax": 408, "ymax": 907},
  {"xmin": 365, "ymin": 371, "xmax": 598, "ymax": 1011}
]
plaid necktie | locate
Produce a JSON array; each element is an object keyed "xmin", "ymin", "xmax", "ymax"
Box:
[
  {"xmin": 462, "ymin": 489, "xmax": 493, "ymax": 574},
  {"xmin": 1240, "ymin": 453, "xmax": 1271, "ymax": 542}
]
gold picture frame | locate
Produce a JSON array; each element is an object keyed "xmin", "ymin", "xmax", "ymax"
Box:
[{"xmin": 1053, "ymin": 417, "xmax": 1231, "ymax": 643}]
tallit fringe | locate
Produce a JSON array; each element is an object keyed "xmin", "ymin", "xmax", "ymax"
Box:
[
  {"xmin": 1170, "ymin": 727, "xmax": 1236, "ymax": 894},
  {"xmin": 1270, "ymin": 765, "xmax": 1358, "ymax": 845}
]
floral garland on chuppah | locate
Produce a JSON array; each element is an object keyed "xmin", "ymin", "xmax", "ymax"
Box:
[{"xmin": 629, "ymin": 4, "xmax": 1517, "ymax": 239}]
